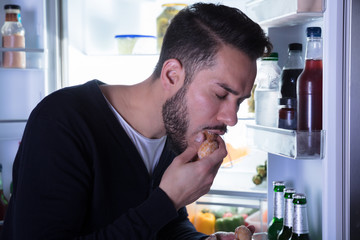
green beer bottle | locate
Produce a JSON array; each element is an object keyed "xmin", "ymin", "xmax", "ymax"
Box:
[
  {"xmin": 268, "ymin": 181, "xmax": 285, "ymax": 240},
  {"xmin": 290, "ymin": 193, "xmax": 310, "ymax": 240},
  {"xmin": 277, "ymin": 188, "xmax": 296, "ymax": 240}
]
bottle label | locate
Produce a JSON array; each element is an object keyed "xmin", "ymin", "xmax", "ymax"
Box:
[
  {"xmin": 293, "ymin": 204, "xmax": 309, "ymax": 234},
  {"xmin": 284, "ymin": 198, "xmax": 294, "ymax": 227},
  {"xmin": 274, "ymin": 191, "xmax": 283, "ymax": 218}
]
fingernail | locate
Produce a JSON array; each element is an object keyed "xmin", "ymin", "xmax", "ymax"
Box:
[{"xmin": 195, "ymin": 133, "xmax": 203, "ymax": 142}]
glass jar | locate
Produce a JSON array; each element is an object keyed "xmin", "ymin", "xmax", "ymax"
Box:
[
  {"xmin": 278, "ymin": 98, "xmax": 297, "ymax": 130},
  {"xmin": 1, "ymin": 4, "xmax": 26, "ymax": 68},
  {"xmin": 156, "ymin": 3, "xmax": 187, "ymax": 53}
]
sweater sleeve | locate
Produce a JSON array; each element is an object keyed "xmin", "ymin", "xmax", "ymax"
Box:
[
  {"xmin": 156, "ymin": 206, "xmax": 209, "ymax": 240},
  {"xmin": 2, "ymin": 112, "xmax": 179, "ymax": 240}
]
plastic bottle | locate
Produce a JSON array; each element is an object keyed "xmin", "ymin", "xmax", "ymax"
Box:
[
  {"xmin": 297, "ymin": 27, "xmax": 323, "ymax": 131},
  {"xmin": 280, "ymin": 43, "xmax": 304, "ymax": 99},
  {"xmin": 254, "ymin": 52, "xmax": 281, "ymax": 127},
  {"xmin": 1, "ymin": 4, "xmax": 26, "ymax": 68}
]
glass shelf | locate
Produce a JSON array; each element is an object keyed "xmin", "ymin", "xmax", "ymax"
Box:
[
  {"xmin": 246, "ymin": 124, "xmax": 325, "ymax": 159},
  {"xmin": 0, "ymin": 48, "xmax": 46, "ymax": 69},
  {"xmin": 0, "ymin": 47, "xmax": 44, "ymax": 52},
  {"xmin": 245, "ymin": 0, "xmax": 324, "ymax": 28}
]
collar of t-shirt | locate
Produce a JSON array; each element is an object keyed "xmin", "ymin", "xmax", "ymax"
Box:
[{"xmin": 104, "ymin": 96, "xmax": 167, "ymax": 176}]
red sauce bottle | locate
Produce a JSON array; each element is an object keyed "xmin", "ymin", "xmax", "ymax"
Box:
[{"xmin": 297, "ymin": 27, "xmax": 323, "ymax": 131}]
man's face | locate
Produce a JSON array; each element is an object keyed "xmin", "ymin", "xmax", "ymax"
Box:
[{"xmin": 163, "ymin": 45, "xmax": 257, "ymax": 154}]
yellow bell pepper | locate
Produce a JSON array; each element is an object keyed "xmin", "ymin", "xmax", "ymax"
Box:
[{"xmin": 194, "ymin": 211, "xmax": 216, "ymax": 235}]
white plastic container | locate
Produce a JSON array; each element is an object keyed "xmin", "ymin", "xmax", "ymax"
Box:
[
  {"xmin": 254, "ymin": 53, "xmax": 281, "ymax": 127},
  {"xmin": 115, "ymin": 34, "xmax": 156, "ymax": 55}
]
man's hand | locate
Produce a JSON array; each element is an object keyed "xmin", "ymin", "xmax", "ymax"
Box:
[
  {"xmin": 159, "ymin": 133, "xmax": 227, "ymax": 210},
  {"xmin": 206, "ymin": 225, "xmax": 255, "ymax": 240},
  {"xmin": 206, "ymin": 231, "xmax": 235, "ymax": 240}
]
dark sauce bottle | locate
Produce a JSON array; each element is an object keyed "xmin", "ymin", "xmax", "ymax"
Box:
[{"xmin": 297, "ymin": 27, "xmax": 323, "ymax": 131}]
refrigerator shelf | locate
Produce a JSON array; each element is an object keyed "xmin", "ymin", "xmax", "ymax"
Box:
[
  {"xmin": 246, "ymin": 0, "xmax": 324, "ymax": 28},
  {"xmin": 0, "ymin": 47, "xmax": 44, "ymax": 52},
  {"xmin": 246, "ymin": 124, "xmax": 325, "ymax": 159}
]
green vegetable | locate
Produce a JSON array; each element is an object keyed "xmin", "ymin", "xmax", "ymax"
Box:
[{"xmin": 215, "ymin": 215, "xmax": 244, "ymax": 232}]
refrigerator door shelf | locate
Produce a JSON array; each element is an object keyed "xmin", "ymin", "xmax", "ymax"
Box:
[
  {"xmin": 246, "ymin": 124, "xmax": 325, "ymax": 159},
  {"xmin": 246, "ymin": 0, "xmax": 324, "ymax": 27},
  {"xmin": 0, "ymin": 68, "xmax": 44, "ymax": 121},
  {"xmin": 0, "ymin": 48, "xmax": 46, "ymax": 69}
]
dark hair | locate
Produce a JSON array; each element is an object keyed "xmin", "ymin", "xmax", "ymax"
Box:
[{"xmin": 152, "ymin": 3, "xmax": 272, "ymax": 84}]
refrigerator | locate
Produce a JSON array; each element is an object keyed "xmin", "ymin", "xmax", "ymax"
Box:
[{"xmin": 0, "ymin": 0, "xmax": 359, "ymax": 239}]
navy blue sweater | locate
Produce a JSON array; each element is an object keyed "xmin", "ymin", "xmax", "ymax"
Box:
[{"xmin": 2, "ymin": 80, "xmax": 207, "ymax": 240}]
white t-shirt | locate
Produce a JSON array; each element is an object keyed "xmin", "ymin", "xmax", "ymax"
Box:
[{"xmin": 105, "ymin": 97, "xmax": 167, "ymax": 176}]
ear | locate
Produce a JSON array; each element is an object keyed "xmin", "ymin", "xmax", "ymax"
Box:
[{"xmin": 160, "ymin": 59, "xmax": 185, "ymax": 92}]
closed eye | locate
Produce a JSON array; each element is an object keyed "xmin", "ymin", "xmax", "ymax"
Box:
[{"xmin": 216, "ymin": 94, "xmax": 227, "ymax": 100}]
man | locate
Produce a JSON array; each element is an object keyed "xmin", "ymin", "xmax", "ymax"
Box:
[{"xmin": 2, "ymin": 3, "xmax": 272, "ymax": 240}]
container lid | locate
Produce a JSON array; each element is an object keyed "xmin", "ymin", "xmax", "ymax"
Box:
[
  {"xmin": 307, "ymin": 27, "xmax": 321, "ymax": 37},
  {"xmin": 288, "ymin": 43, "xmax": 302, "ymax": 51},
  {"xmin": 4, "ymin": 4, "xmax": 21, "ymax": 10},
  {"xmin": 262, "ymin": 52, "xmax": 278, "ymax": 61},
  {"xmin": 115, "ymin": 35, "xmax": 156, "ymax": 39}
]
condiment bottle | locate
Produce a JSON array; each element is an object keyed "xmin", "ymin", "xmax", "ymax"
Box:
[
  {"xmin": 280, "ymin": 43, "xmax": 304, "ymax": 99},
  {"xmin": 1, "ymin": 4, "xmax": 26, "ymax": 68},
  {"xmin": 297, "ymin": 27, "xmax": 322, "ymax": 131},
  {"xmin": 278, "ymin": 98, "xmax": 297, "ymax": 130}
]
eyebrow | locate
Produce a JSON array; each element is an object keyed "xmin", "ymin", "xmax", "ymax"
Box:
[{"xmin": 217, "ymin": 83, "xmax": 251, "ymax": 99}]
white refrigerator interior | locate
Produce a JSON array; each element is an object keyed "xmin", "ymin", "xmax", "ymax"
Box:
[{"xmin": 1, "ymin": 0, "xmax": 358, "ymax": 239}]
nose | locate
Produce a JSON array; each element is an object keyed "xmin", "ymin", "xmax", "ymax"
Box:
[{"xmin": 217, "ymin": 103, "xmax": 238, "ymax": 127}]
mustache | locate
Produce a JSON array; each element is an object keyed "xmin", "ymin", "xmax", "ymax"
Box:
[{"xmin": 203, "ymin": 125, "xmax": 227, "ymax": 133}]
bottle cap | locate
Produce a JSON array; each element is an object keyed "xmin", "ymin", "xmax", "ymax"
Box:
[
  {"xmin": 4, "ymin": 4, "xmax": 21, "ymax": 10},
  {"xmin": 263, "ymin": 52, "xmax": 278, "ymax": 61},
  {"xmin": 307, "ymin": 27, "xmax": 321, "ymax": 37},
  {"xmin": 288, "ymin": 43, "xmax": 302, "ymax": 51}
]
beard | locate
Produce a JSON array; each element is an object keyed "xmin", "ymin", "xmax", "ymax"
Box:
[{"xmin": 162, "ymin": 85, "xmax": 189, "ymax": 155}]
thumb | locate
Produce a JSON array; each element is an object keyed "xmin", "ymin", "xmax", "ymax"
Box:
[{"xmin": 175, "ymin": 132, "xmax": 205, "ymax": 164}]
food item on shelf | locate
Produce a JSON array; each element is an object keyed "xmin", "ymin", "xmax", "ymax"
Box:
[
  {"xmin": 197, "ymin": 131, "xmax": 218, "ymax": 159},
  {"xmin": 215, "ymin": 215, "xmax": 245, "ymax": 232},
  {"xmin": 252, "ymin": 174, "xmax": 263, "ymax": 185},
  {"xmin": 222, "ymin": 143, "xmax": 249, "ymax": 166},
  {"xmin": 256, "ymin": 165, "xmax": 266, "ymax": 178},
  {"xmin": 252, "ymin": 160, "xmax": 267, "ymax": 185},
  {"xmin": 194, "ymin": 210, "xmax": 216, "ymax": 235},
  {"xmin": 235, "ymin": 225, "xmax": 252, "ymax": 240}
]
